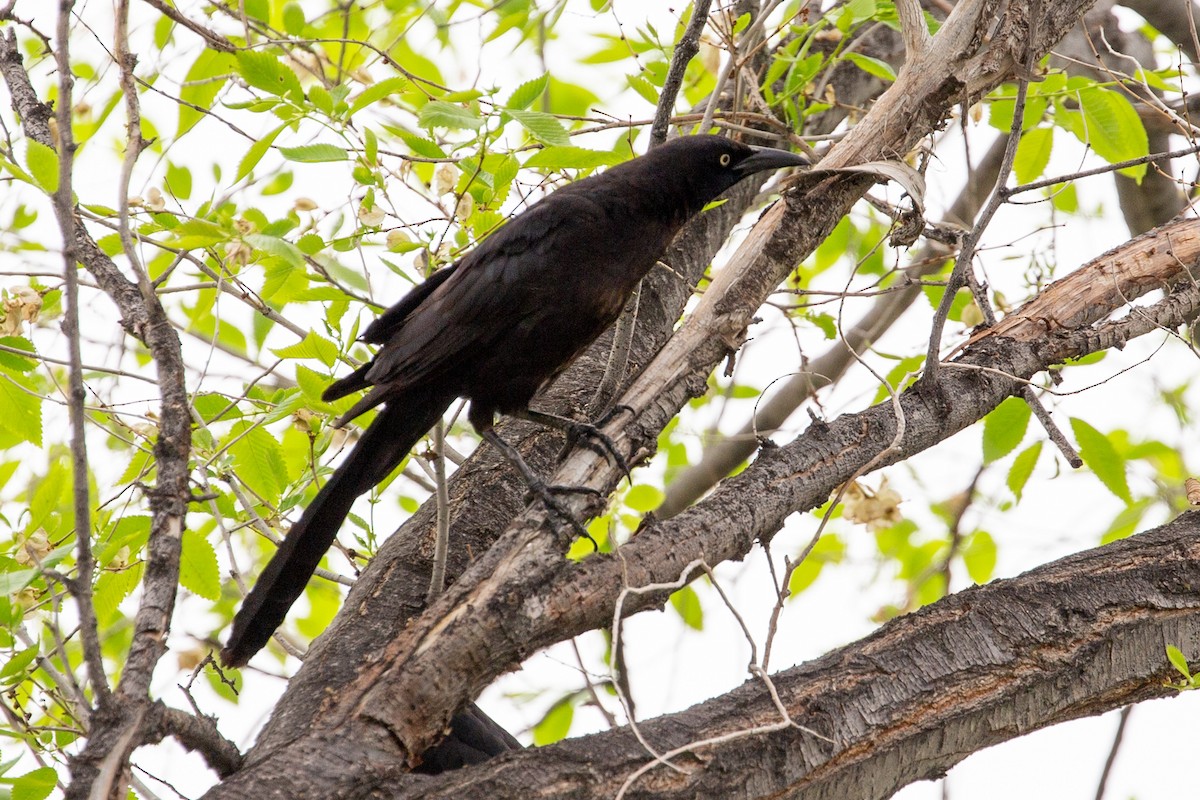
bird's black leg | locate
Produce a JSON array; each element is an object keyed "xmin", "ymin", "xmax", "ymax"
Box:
[
  {"xmin": 514, "ymin": 408, "xmax": 633, "ymax": 485},
  {"xmin": 480, "ymin": 429, "xmax": 599, "ymax": 547}
]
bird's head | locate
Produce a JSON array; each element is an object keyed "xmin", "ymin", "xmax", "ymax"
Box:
[{"xmin": 640, "ymin": 135, "xmax": 810, "ymax": 216}]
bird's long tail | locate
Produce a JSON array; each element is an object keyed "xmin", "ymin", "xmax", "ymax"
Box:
[{"xmin": 222, "ymin": 388, "xmax": 453, "ymax": 667}]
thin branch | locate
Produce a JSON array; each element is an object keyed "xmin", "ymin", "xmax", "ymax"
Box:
[
  {"xmin": 922, "ymin": 6, "xmax": 1041, "ymax": 385},
  {"xmin": 52, "ymin": 0, "xmax": 110, "ymax": 708},
  {"xmin": 650, "ymin": 0, "xmax": 713, "ymax": 148},
  {"xmin": 1093, "ymin": 706, "xmax": 1133, "ymax": 800}
]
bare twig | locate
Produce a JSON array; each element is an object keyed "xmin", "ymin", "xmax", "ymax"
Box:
[
  {"xmin": 1093, "ymin": 706, "xmax": 1133, "ymax": 800},
  {"xmin": 923, "ymin": 6, "xmax": 1041, "ymax": 384},
  {"xmin": 426, "ymin": 421, "xmax": 451, "ymax": 602},
  {"xmin": 51, "ymin": 0, "xmax": 110, "ymax": 707},
  {"xmin": 650, "ymin": 0, "xmax": 713, "ymax": 148}
]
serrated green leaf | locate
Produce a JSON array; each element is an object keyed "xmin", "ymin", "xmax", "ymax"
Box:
[
  {"xmin": 843, "ymin": 52, "xmax": 896, "ymax": 82},
  {"xmin": 236, "ymin": 50, "xmax": 302, "ymax": 98},
  {"xmin": 179, "ymin": 529, "xmax": 220, "ymax": 601},
  {"xmin": 93, "ymin": 564, "xmax": 143, "ymax": 623},
  {"xmin": 0, "ymin": 372, "xmax": 41, "ymax": 446},
  {"xmin": 1014, "ymin": 127, "xmax": 1053, "ymax": 184},
  {"xmin": 0, "ymin": 645, "xmax": 37, "ymax": 684},
  {"xmin": 505, "ymin": 73, "xmax": 549, "ymax": 110},
  {"xmin": 349, "ymin": 77, "xmax": 410, "ymax": 115},
  {"xmin": 418, "ymin": 101, "xmax": 483, "ymax": 130},
  {"xmin": 25, "ymin": 140, "xmax": 59, "ymax": 194},
  {"xmin": 523, "ymin": 146, "xmax": 624, "ymax": 170},
  {"xmin": 12, "ymin": 766, "xmax": 57, "ymax": 800},
  {"xmin": 237, "ymin": 122, "xmax": 287, "ymax": 180},
  {"xmin": 168, "ymin": 218, "xmax": 230, "ymax": 249},
  {"xmin": 279, "ymin": 144, "xmax": 348, "ymax": 163},
  {"xmin": 670, "ymin": 585, "xmax": 704, "ymax": 630},
  {"xmin": 1006, "ymin": 440, "xmax": 1042, "ymax": 501},
  {"xmin": 0, "ymin": 336, "xmax": 36, "ymax": 372},
  {"xmin": 506, "ymin": 108, "xmax": 570, "ymax": 146},
  {"xmin": 1070, "ymin": 417, "xmax": 1131, "ymax": 503},
  {"xmin": 1073, "ymin": 86, "xmax": 1148, "ymax": 180},
  {"xmin": 179, "ymin": 50, "xmax": 233, "ymax": 137},
  {"xmin": 227, "ymin": 422, "xmax": 288, "ymax": 505},
  {"xmin": 165, "ymin": 161, "xmax": 192, "ymax": 200},
  {"xmin": 271, "ymin": 330, "xmax": 340, "ymax": 367},
  {"xmin": 626, "ymin": 73, "xmax": 658, "ymax": 105},
  {"xmin": 245, "ymin": 233, "xmax": 305, "ymax": 268},
  {"xmin": 982, "ymin": 396, "xmax": 1031, "ymax": 463}
]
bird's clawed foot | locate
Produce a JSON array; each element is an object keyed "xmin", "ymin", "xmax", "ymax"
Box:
[
  {"xmin": 518, "ymin": 408, "xmax": 633, "ymax": 484},
  {"xmin": 481, "ymin": 429, "xmax": 599, "ymax": 548}
]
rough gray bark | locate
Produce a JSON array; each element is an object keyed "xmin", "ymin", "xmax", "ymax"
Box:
[{"xmin": 365, "ymin": 510, "xmax": 1200, "ymax": 800}]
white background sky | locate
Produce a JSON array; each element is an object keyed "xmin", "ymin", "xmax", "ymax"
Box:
[{"xmin": 3, "ymin": 1, "xmax": 1200, "ymax": 798}]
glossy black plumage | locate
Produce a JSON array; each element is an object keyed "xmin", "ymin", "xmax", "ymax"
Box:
[{"xmin": 221, "ymin": 134, "xmax": 806, "ymax": 766}]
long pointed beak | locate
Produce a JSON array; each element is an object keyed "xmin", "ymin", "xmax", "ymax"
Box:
[{"xmin": 735, "ymin": 146, "xmax": 810, "ymax": 177}]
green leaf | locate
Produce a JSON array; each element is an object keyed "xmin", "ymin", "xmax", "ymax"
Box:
[
  {"xmin": 179, "ymin": 529, "xmax": 220, "ymax": 601},
  {"xmin": 236, "ymin": 50, "xmax": 302, "ymax": 98},
  {"xmin": 237, "ymin": 122, "xmax": 287, "ymax": 180},
  {"xmin": 0, "ymin": 645, "xmax": 38, "ymax": 684},
  {"xmin": 12, "ymin": 766, "xmax": 57, "ymax": 800},
  {"xmin": 1167, "ymin": 644, "xmax": 1192, "ymax": 680},
  {"xmin": 25, "ymin": 140, "xmax": 59, "ymax": 194},
  {"xmin": 165, "ymin": 161, "xmax": 192, "ymax": 200},
  {"xmin": 348, "ymin": 77, "xmax": 410, "ymax": 115},
  {"xmin": 505, "ymin": 73, "xmax": 549, "ymax": 110},
  {"xmin": 1013, "ymin": 127, "xmax": 1053, "ymax": 184},
  {"xmin": 0, "ymin": 336, "xmax": 36, "ymax": 372},
  {"xmin": 532, "ymin": 698, "xmax": 574, "ymax": 745},
  {"xmin": 282, "ymin": 1, "xmax": 306, "ymax": 35},
  {"xmin": 624, "ymin": 484, "xmax": 663, "ymax": 512},
  {"xmin": 93, "ymin": 564, "xmax": 143, "ymax": 623},
  {"xmin": 169, "ymin": 218, "xmax": 230, "ymax": 249},
  {"xmin": 1070, "ymin": 418, "xmax": 1131, "ymax": 503},
  {"xmin": 417, "ymin": 101, "xmax": 483, "ymax": 130},
  {"xmin": 626, "ymin": 73, "xmax": 658, "ymax": 105},
  {"xmin": 178, "ymin": 49, "xmax": 234, "ymax": 137},
  {"xmin": 1100, "ymin": 498, "xmax": 1149, "ymax": 544},
  {"xmin": 961, "ymin": 530, "xmax": 996, "ymax": 584},
  {"xmin": 1006, "ymin": 440, "xmax": 1042, "ymax": 501},
  {"xmin": 279, "ymin": 144, "xmax": 348, "ymax": 163},
  {"xmin": 843, "ymin": 52, "xmax": 896, "ymax": 82},
  {"xmin": 982, "ymin": 396, "xmax": 1031, "ymax": 463},
  {"xmin": 271, "ymin": 330, "xmax": 340, "ymax": 367},
  {"xmin": 244, "ymin": 233, "xmax": 305, "ymax": 268},
  {"xmin": 227, "ymin": 422, "xmax": 288, "ymax": 505},
  {"xmin": 787, "ymin": 533, "xmax": 845, "ymax": 595},
  {"xmin": 1072, "ymin": 86, "xmax": 1149, "ymax": 180},
  {"xmin": 0, "ymin": 372, "xmax": 41, "ymax": 446},
  {"xmin": 506, "ymin": 108, "xmax": 570, "ymax": 146},
  {"xmin": 670, "ymin": 585, "xmax": 704, "ymax": 630},
  {"xmin": 523, "ymin": 146, "xmax": 624, "ymax": 170}
]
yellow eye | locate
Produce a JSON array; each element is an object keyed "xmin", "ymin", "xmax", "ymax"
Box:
[{"xmin": 719, "ymin": 153, "xmax": 732, "ymax": 166}]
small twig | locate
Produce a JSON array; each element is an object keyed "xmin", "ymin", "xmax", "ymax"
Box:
[
  {"xmin": 426, "ymin": 420, "xmax": 451, "ymax": 602},
  {"xmin": 51, "ymin": 0, "xmax": 110, "ymax": 707},
  {"xmin": 1004, "ymin": 141, "xmax": 1200, "ymax": 198},
  {"xmin": 923, "ymin": 8, "xmax": 1041, "ymax": 384},
  {"xmin": 1093, "ymin": 706, "xmax": 1133, "ymax": 800},
  {"xmin": 1023, "ymin": 384, "xmax": 1082, "ymax": 467},
  {"xmin": 650, "ymin": 0, "xmax": 714, "ymax": 147}
]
